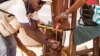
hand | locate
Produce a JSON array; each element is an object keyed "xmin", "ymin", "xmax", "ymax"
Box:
[
  {"xmin": 55, "ymin": 12, "xmax": 68, "ymax": 24},
  {"xmin": 47, "ymin": 39, "xmax": 60, "ymax": 50},
  {"xmin": 55, "ymin": 14, "xmax": 65, "ymax": 23},
  {"xmin": 26, "ymin": 50, "xmax": 36, "ymax": 56}
]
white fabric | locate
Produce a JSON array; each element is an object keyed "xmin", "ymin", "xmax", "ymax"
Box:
[
  {"xmin": 31, "ymin": 11, "xmax": 39, "ymax": 20},
  {"xmin": 7, "ymin": 0, "xmax": 29, "ymax": 23},
  {"xmin": 0, "ymin": 0, "xmax": 29, "ymax": 23},
  {"xmin": 0, "ymin": 0, "xmax": 43, "ymax": 46},
  {"xmin": 0, "ymin": 12, "xmax": 10, "ymax": 37},
  {"xmin": 0, "ymin": 12, "xmax": 21, "ymax": 37},
  {"xmin": 0, "ymin": 0, "xmax": 16, "ymax": 11},
  {"xmin": 0, "ymin": 0, "xmax": 27, "ymax": 37}
]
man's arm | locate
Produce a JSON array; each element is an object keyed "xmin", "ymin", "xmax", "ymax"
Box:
[
  {"xmin": 14, "ymin": 32, "xmax": 36, "ymax": 56},
  {"xmin": 65, "ymin": 0, "xmax": 87, "ymax": 14},
  {"xmin": 20, "ymin": 23, "xmax": 49, "ymax": 45},
  {"xmin": 56, "ymin": 0, "xmax": 87, "ymax": 23},
  {"xmin": 8, "ymin": 3, "xmax": 59, "ymax": 49}
]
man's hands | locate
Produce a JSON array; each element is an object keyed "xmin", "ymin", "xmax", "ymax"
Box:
[
  {"xmin": 47, "ymin": 39, "xmax": 60, "ymax": 50},
  {"xmin": 55, "ymin": 12, "xmax": 68, "ymax": 23},
  {"xmin": 56, "ymin": 14, "xmax": 65, "ymax": 23}
]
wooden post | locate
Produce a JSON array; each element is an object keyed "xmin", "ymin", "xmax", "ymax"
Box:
[
  {"xmin": 69, "ymin": 0, "xmax": 77, "ymax": 56},
  {"xmin": 51, "ymin": 0, "xmax": 64, "ymax": 44},
  {"xmin": 93, "ymin": 37, "xmax": 100, "ymax": 56},
  {"xmin": 93, "ymin": 0, "xmax": 100, "ymax": 56},
  {"xmin": 42, "ymin": 0, "xmax": 64, "ymax": 56},
  {"xmin": 51, "ymin": 0, "xmax": 63, "ymax": 27},
  {"xmin": 52, "ymin": 0, "xmax": 70, "ymax": 30},
  {"xmin": 99, "ymin": 37, "xmax": 100, "ymax": 55}
]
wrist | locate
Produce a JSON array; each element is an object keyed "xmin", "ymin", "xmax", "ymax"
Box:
[
  {"xmin": 60, "ymin": 12, "xmax": 68, "ymax": 18},
  {"xmin": 65, "ymin": 10, "xmax": 68, "ymax": 14}
]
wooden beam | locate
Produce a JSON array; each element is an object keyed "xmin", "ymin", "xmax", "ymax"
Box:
[
  {"xmin": 76, "ymin": 48, "xmax": 93, "ymax": 55},
  {"xmin": 93, "ymin": 0, "xmax": 100, "ymax": 56},
  {"xmin": 93, "ymin": 37, "xmax": 100, "ymax": 56},
  {"xmin": 69, "ymin": 0, "xmax": 77, "ymax": 56}
]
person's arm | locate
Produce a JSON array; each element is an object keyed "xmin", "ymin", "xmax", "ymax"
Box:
[
  {"xmin": 14, "ymin": 32, "xmax": 36, "ymax": 56},
  {"xmin": 8, "ymin": 3, "xmax": 59, "ymax": 49},
  {"xmin": 56, "ymin": 0, "xmax": 87, "ymax": 23},
  {"xmin": 8, "ymin": 3, "xmax": 48, "ymax": 45},
  {"xmin": 64, "ymin": 0, "xmax": 87, "ymax": 14}
]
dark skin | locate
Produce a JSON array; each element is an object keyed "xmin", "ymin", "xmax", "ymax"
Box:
[
  {"xmin": 22, "ymin": 0, "xmax": 59, "ymax": 49},
  {"xmin": 15, "ymin": 0, "xmax": 59, "ymax": 56},
  {"xmin": 14, "ymin": 32, "xmax": 36, "ymax": 56}
]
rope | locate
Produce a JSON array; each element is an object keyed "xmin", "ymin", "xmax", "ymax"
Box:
[{"xmin": 55, "ymin": 23, "xmax": 61, "ymax": 40}]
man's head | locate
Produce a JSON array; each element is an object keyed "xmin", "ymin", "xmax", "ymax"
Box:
[
  {"xmin": 25, "ymin": 0, "xmax": 46, "ymax": 13},
  {"xmin": 31, "ymin": 0, "xmax": 46, "ymax": 10}
]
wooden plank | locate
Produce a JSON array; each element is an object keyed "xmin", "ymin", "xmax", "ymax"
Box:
[
  {"xmin": 69, "ymin": 32, "xmax": 76, "ymax": 56},
  {"xmin": 76, "ymin": 48, "xmax": 93, "ymax": 55},
  {"xmin": 51, "ymin": 0, "xmax": 63, "ymax": 27},
  {"xmin": 93, "ymin": 1, "xmax": 100, "ymax": 56},
  {"xmin": 69, "ymin": 0, "xmax": 77, "ymax": 56},
  {"xmin": 93, "ymin": 37, "xmax": 100, "ymax": 56}
]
